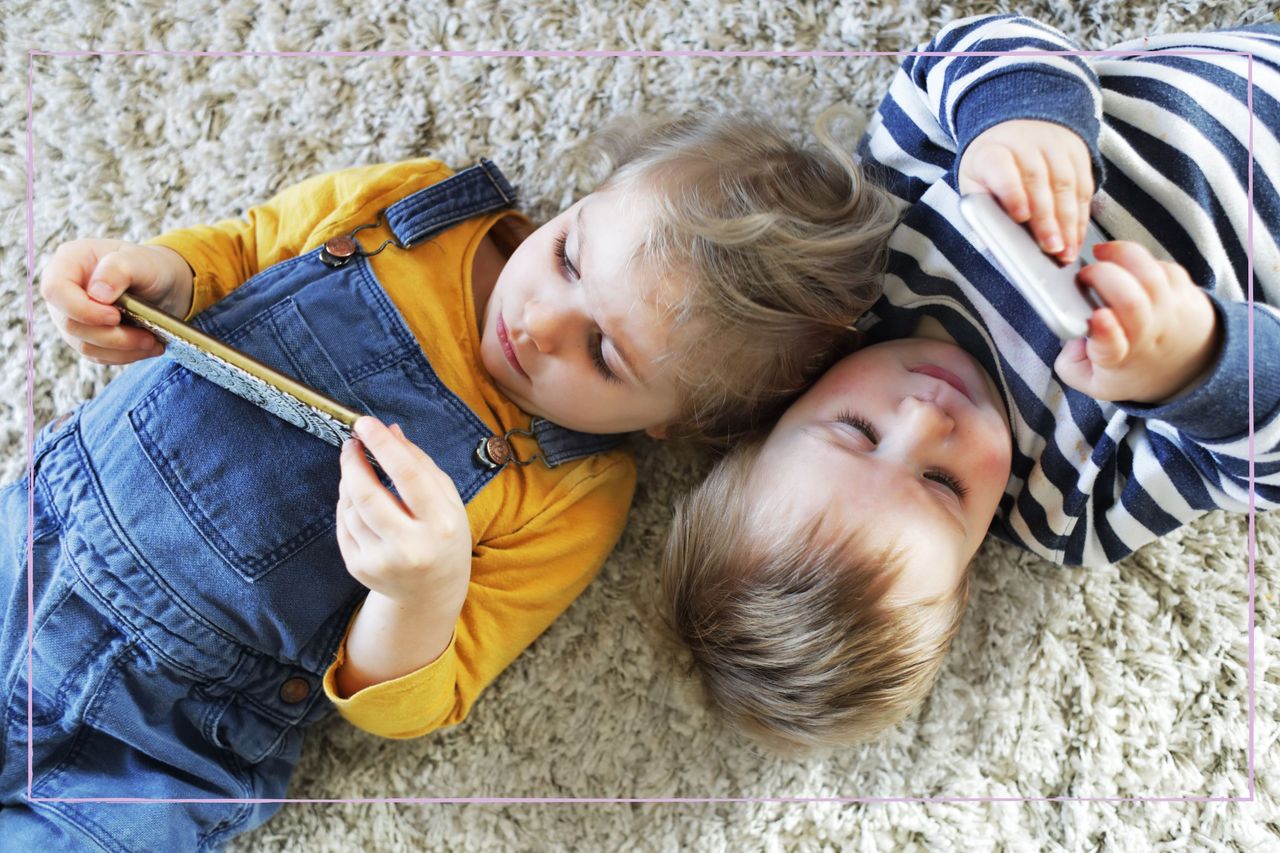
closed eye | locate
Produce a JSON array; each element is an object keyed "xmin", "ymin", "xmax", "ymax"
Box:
[
  {"xmin": 553, "ymin": 230, "xmax": 579, "ymax": 279},
  {"xmin": 590, "ymin": 332, "xmax": 621, "ymax": 384},
  {"xmin": 924, "ymin": 469, "xmax": 969, "ymax": 499},
  {"xmin": 834, "ymin": 410, "xmax": 878, "ymax": 444}
]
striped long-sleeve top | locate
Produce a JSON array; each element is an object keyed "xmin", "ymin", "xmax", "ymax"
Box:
[{"xmin": 855, "ymin": 15, "xmax": 1280, "ymax": 565}]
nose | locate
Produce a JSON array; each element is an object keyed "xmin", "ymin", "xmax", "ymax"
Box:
[
  {"xmin": 891, "ymin": 396, "xmax": 955, "ymax": 448},
  {"xmin": 522, "ymin": 295, "xmax": 587, "ymax": 354}
]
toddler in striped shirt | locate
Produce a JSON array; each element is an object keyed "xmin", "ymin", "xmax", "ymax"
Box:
[{"xmin": 660, "ymin": 15, "xmax": 1280, "ymax": 748}]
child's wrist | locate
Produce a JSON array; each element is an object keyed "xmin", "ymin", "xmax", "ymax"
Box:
[
  {"xmin": 367, "ymin": 575, "xmax": 469, "ymax": 618},
  {"xmin": 146, "ymin": 245, "xmax": 196, "ymax": 317}
]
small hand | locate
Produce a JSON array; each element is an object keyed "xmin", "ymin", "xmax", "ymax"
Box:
[
  {"xmin": 336, "ymin": 417, "xmax": 472, "ymax": 604},
  {"xmin": 958, "ymin": 119, "xmax": 1095, "ymax": 263},
  {"xmin": 1053, "ymin": 242, "xmax": 1219, "ymax": 404},
  {"xmin": 39, "ymin": 238, "xmax": 194, "ymax": 365}
]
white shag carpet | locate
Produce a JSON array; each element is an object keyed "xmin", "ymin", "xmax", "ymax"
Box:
[{"xmin": 2, "ymin": 1, "xmax": 1278, "ymax": 849}]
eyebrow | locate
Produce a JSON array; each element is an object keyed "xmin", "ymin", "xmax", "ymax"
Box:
[{"xmin": 576, "ymin": 204, "xmax": 649, "ymax": 387}]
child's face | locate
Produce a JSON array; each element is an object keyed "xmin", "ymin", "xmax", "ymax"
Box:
[
  {"xmin": 478, "ymin": 187, "xmax": 682, "ymax": 436},
  {"xmin": 751, "ymin": 337, "xmax": 1013, "ymax": 600}
]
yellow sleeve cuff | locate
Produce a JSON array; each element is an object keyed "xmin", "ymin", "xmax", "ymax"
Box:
[{"xmin": 322, "ymin": 622, "xmax": 462, "ymax": 739}]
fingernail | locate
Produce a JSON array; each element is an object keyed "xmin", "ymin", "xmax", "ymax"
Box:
[
  {"xmin": 88, "ymin": 282, "xmax": 114, "ymax": 302},
  {"xmin": 1044, "ymin": 235, "xmax": 1064, "ymax": 253},
  {"xmin": 341, "ymin": 438, "xmax": 356, "ymax": 454},
  {"xmin": 354, "ymin": 417, "xmax": 377, "ymax": 438}
]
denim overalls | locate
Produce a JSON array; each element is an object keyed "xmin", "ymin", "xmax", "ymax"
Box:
[{"xmin": 0, "ymin": 162, "xmax": 617, "ymax": 850}]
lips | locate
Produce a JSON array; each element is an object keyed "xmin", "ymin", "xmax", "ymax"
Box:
[
  {"xmin": 910, "ymin": 364, "xmax": 971, "ymax": 402},
  {"xmin": 496, "ymin": 314, "xmax": 529, "ymax": 379}
]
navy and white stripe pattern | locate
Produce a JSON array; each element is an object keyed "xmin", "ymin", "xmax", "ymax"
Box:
[{"xmin": 855, "ymin": 15, "xmax": 1280, "ymax": 566}]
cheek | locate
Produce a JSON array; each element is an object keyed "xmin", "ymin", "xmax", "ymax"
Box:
[{"xmin": 972, "ymin": 439, "xmax": 1012, "ymax": 493}]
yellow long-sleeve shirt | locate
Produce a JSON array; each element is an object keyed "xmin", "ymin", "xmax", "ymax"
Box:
[{"xmin": 147, "ymin": 159, "xmax": 636, "ymax": 738}]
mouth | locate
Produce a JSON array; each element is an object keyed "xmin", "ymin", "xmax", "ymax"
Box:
[
  {"xmin": 910, "ymin": 364, "xmax": 972, "ymax": 403},
  {"xmin": 496, "ymin": 314, "xmax": 529, "ymax": 379}
]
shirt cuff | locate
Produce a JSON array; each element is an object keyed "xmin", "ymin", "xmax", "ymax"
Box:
[
  {"xmin": 322, "ymin": 615, "xmax": 461, "ymax": 739},
  {"xmin": 952, "ymin": 67, "xmax": 1105, "ymax": 190}
]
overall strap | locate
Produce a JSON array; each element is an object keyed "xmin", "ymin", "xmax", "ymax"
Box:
[
  {"xmin": 531, "ymin": 417, "xmax": 626, "ymax": 467},
  {"xmin": 385, "ymin": 159, "xmax": 518, "ymax": 247}
]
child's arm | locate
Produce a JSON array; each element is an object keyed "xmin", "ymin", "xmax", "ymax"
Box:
[
  {"xmin": 859, "ymin": 13, "xmax": 1103, "ymax": 244},
  {"xmin": 331, "ymin": 417, "xmax": 472, "ymax": 695},
  {"xmin": 323, "ymin": 418, "xmax": 637, "ymax": 738},
  {"xmin": 39, "ymin": 161, "xmax": 455, "ymax": 362}
]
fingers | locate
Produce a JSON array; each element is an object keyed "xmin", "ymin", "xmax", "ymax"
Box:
[
  {"xmin": 62, "ymin": 316, "xmax": 164, "ymax": 363},
  {"xmin": 958, "ymin": 122, "xmax": 1096, "ymax": 263},
  {"xmin": 1044, "ymin": 149, "xmax": 1080, "ymax": 262},
  {"xmin": 1071, "ymin": 147, "xmax": 1095, "ymax": 259},
  {"xmin": 337, "ymin": 478, "xmax": 383, "ymax": 552},
  {"xmin": 1077, "ymin": 248, "xmax": 1159, "ymax": 363},
  {"xmin": 352, "ymin": 417, "xmax": 454, "ymax": 520},
  {"xmin": 39, "ymin": 239, "xmax": 187, "ymax": 365},
  {"xmin": 1013, "ymin": 149, "xmax": 1063, "ymax": 258},
  {"xmin": 1083, "ymin": 308, "xmax": 1130, "ymax": 367},
  {"xmin": 39, "ymin": 239, "xmax": 127, "ymax": 329},
  {"xmin": 1052, "ymin": 336, "xmax": 1092, "ymax": 391},
  {"xmin": 962, "ymin": 144, "xmax": 1030, "ymax": 221},
  {"xmin": 1091, "ymin": 241, "xmax": 1167, "ymax": 295},
  {"xmin": 339, "ymin": 436, "xmax": 410, "ymax": 540}
]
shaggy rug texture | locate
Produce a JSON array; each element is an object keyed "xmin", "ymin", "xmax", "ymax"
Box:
[{"xmin": 3, "ymin": 0, "xmax": 1278, "ymax": 849}]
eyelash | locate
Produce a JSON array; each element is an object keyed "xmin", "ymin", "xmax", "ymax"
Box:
[
  {"xmin": 925, "ymin": 470, "xmax": 969, "ymax": 499},
  {"xmin": 834, "ymin": 410, "xmax": 968, "ymax": 499},
  {"xmin": 552, "ymin": 231, "xmax": 578, "ymax": 279},
  {"xmin": 554, "ymin": 229, "xmax": 619, "ymax": 384},
  {"xmin": 835, "ymin": 410, "xmax": 878, "ymax": 442}
]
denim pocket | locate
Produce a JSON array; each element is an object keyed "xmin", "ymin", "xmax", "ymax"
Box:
[{"xmin": 129, "ymin": 297, "xmax": 367, "ymax": 583}]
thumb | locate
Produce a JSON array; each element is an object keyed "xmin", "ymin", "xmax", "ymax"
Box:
[
  {"xmin": 1053, "ymin": 337, "xmax": 1092, "ymax": 392},
  {"xmin": 87, "ymin": 246, "xmax": 166, "ymax": 307}
]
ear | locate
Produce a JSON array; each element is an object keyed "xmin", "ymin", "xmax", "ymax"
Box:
[{"xmin": 644, "ymin": 423, "xmax": 672, "ymax": 440}]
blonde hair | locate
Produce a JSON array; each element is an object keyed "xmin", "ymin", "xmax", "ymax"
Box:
[
  {"xmin": 588, "ymin": 106, "xmax": 900, "ymax": 444},
  {"xmin": 660, "ymin": 441, "xmax": 971, "ymax": 750}
]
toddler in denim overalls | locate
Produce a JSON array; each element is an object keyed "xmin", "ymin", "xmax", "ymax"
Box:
[{"xmin": 3, "ymin": 107, "xmax": 903, "ymax": 849}]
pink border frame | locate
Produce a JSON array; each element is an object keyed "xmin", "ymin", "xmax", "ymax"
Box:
[{"xmin": 21, "ymin": 46, "xmax": 1258, "ymax": 807}]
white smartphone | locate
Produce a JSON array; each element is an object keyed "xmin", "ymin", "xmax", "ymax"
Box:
[{"xmin": 958, "ymin": 193, "xmax": 1107, "ymax": 339}]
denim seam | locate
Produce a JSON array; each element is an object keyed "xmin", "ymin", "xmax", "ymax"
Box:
[
  {"xmin": 69, "ymin": 430, "xmax": 242, "ymax": 677},
  {"xmin": 35, "ymin": 801, "xmax": 125, "ymax": 853},
  {"xmin": 194, "ymin": 250, "xmax": 318, "ymax": 336},
  {"xmin": 32, "ymin": 642, "xmax": 138, "ymax": 799},
  {"xmin": 5, "ymin": 577, "xmax": 79, "ymax": 726}
]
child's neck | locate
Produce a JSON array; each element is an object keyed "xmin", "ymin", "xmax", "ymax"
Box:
[{"xmin": 912, "ymin": 315, "xmax": 956, "ymax": 344}]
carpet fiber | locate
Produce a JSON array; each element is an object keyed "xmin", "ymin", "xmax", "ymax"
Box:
[{"xmin": 2, "ymin": 0, "xmax": 1278, "ymax": 848}]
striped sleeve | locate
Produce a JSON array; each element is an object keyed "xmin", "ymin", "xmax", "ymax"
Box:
[{"xmin": 857, "ymin": 13, "xmax": 1104, "ymax": 205}]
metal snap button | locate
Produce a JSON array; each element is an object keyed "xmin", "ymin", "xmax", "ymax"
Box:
[
  {"xmin": 279, "ymin": 676, "xmax": 311, "ymax": 704},
  {"xmin": 476, "ymin": 435, "xmax": 513, "ymax": 468},
  {"xmin": 320, "ymin": 236, "xmax": 359, "ymax": 267}
]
